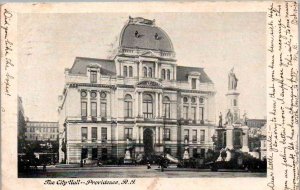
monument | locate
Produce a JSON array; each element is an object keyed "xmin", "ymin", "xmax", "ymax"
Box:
[{"xmin": 215, "ymin": 68, "xmax": 249, "ymax": 155}]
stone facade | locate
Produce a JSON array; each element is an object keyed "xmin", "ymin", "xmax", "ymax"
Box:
[{"xmin": 58, "ymin": 17, "xmax": 216, "ymax": 164}]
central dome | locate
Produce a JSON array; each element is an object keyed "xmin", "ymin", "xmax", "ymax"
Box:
[{"xmin": 119, "ymin": 17, "xmax": 174, "ymax": 52}]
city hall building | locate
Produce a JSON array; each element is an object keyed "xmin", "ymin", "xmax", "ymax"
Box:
[{"xmin": 58, "ymin": 17, "xmax": 216, "ymax": 164}]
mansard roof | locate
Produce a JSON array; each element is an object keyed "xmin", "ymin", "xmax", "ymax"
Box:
[
  {"xmin": 176, "ymin": 66, "xmax": 213, "ymax": 83},
  {"xmin": 119, "ymin": 17, "xmax": 174, "ymax": 52},
  {"xmin": 69, "ymin": 57, "xmax": 116, "ymax": 75}
]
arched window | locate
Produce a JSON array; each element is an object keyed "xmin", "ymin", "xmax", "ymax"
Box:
[
  {"xmin": 143, "ymin": 94, "xmax": 153, "ymax": 118},
  {"xmin": 148, "ymin": 67, "xmax": 153, "ymax": 78},
  {"xmin": 124, "ymin": 94, "xmax": 133, "ymax": 118},
  {"xmin": 163, "ymin": 96, "xmax": 171, "ymax": 119},
  {"xmin": 129, "ymin": 66, "xmax": 133, "ymax": 77},
  {"xmin": 167, "ymin": 69, "xmax": 171, "ymax": 80},
  {"xmin": 143, "ymin": 67, "xmax": 147, "ymax": 77},
  {"xmin": 161, "ymin": 69, "xmax": 166, "ymax": 80},
  {"xmin": 123, "ymin": 66, "xmax": 128, "ymax": 77}
]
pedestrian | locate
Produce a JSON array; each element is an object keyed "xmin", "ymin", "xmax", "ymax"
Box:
[{"xmin": 147, "ymin": 162, "xmax": 151, "ymax": 169}]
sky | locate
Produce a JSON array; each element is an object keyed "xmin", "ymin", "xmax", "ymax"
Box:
[{"xmin": 18, "ymin": 12, "xmax": 266, "ymax": 122}]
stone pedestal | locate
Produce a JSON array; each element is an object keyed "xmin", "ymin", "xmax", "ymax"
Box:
[
  {"xmin": 226, "ymin": 125, "xmax": 234, "ymax": 149},
  {"xmin": 241, "ymin": 126, "xmax": 249, "ymax": 152}
]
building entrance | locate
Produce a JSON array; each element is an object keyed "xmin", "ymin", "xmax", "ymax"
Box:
[{"xmin": 143, "ymin": 128, "xmax": 154, "ymax": 157}]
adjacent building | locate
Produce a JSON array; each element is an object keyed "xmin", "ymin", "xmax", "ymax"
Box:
[
  {"xmin": 58, "ymin": 17, "xmax": 216, "ymax": 164},
  {"xmin": 25, "ymin": 121, "xmax": 59, "ymax": 141},
  {"xmin": 18, "ymin": 96, "xmax": 26, "ymax": 153}
]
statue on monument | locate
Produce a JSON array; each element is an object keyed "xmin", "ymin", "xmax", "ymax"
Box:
[
  {"xmin": 228, "ymin": 67, "xmax": 238, "ymax": 90},
  {"xmin": 225, "ymin": 109, "xmax": 233, "ymax": 125},
  {"xmin": 242, "ymin": 111, "xmax": 247, "ymax": 125},
  {"xmin": 218, "ymin": 112, "xmax": 223, "ymax": 127}
]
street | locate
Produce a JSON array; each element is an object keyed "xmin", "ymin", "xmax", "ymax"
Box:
[{"xmin": 19, "ymin": 165, "xmax": 267, "ymax": 178}]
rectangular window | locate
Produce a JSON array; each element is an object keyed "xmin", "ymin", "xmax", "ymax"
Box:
[
  {"xmin": 92, "ymin": 127, "xmax": 97, "ymax": 142},
  {"xmin": 124, "ymin": 101, "xmax": 132, "ymax": 118},
  {"xmin": 183, "ymin": 106, "xmax": 189, "ymax": 120},
  {"xmin": 200, "ymin": 130, "xmax": 205, "ymax": 142},
  {"xmin": 91, "ymin": 102, "xmax": 97, "ymax": 117},
  {"xmin": 164, "ymin": 128, "xmax": 170, "ymax": 141},
  {"xmin": 192, "ymin": 78, "xmax": 196, "ymax": 89},
  {"xmin": 81, "ymin": 102, "xmax": 87, "ymax": 117},
  {"xmin": 92, "ymin": 148, "xmax": 98, "ymax": 160},
  {"xmin": 81, "ymin": 127, "xmax": 88, "ymax": 142},
  {"xmin": 90, "ymin": 71, "xmax": 97, "ymax": 83},
  {"xmin": 199, "ymin": 107, "xmax": 204, "ymax": 122},
  {"xmin": 124, "ymin": 128, "xmax": 133, "ymax": 140},
  {"xmin": 192, "ymin": 130, "xmax": 197, "ymax": 142},
  {"xmin": 191, "ymin": 107, "xmax": 196, "ymax": 122},
  {"xmin": 184, "ymin": 129, "xmax": 189, "ymax": 141},
  {"xmin": 100, "ymin": 102, "xmax": 107, "ymax": 117},
  {"xmin": 101, "ymin": 127, "xmax": 107, "ymax": 142},
  {"xmin": 163, "ymin": 103, "xmax": 170, "ymax": 118}
]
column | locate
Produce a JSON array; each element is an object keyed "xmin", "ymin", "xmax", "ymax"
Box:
[
  {"xmin": 97, "ymin": 91, "xmax": 100, "ymax": 118},
  {"xmin": 107, "ymin": 91, "xmax": 111, "ymax": 118},
  {"xmin": 173, "ymin": 65, "xmax": 177, "ymax": 81},
  {"xmin": 189, "ymin": 129, "xmax": 192, "ymax": 144},
  {"xmin": 139, "ymin": 92, "xmax": 143, "ymax": 117},
  {"xmin": 155, "ymin": 62, "xmax": 158, "ymax": 78},
  {"xmin": 110, "ymin": 90, "xmax": 115, "ymax": 118},
  {"xmin": 226, "ymin": 126, "xmax": 234, "ymax": 149},
  {"xmin": 196, "ymin": 97, "xmax": 199, "ymax": 123},
  {"xmin": 158, "ymin": 63, "xmax": 161, "ymax": 79},
  {"xmin": 139, "ymin": 61, "xmax": 142, "ymax": 79},
  {"xmin": 159, "ymin": 93, "xmax": 163, "ymax": 118},
  {"xmin": 241, "ymin": 126, "xmax": 250, "ymax": 152},
  {"xmin": 87, "ymin": 90, "xmax": 91, "ymax": 119},
  {"xmin": 120, "ymin": 62, "xmax": 123, "ymax": 77},
  {"xmin": 204, "ymin": 98, "xmax": 208, "ymax": 123},
  {"xmin": 155, "ymin": 127, "xmax": 159, "ymax": 143},
  {"xmin": 138, "ymin": 127, "xmax": 141, "ymax": 144},
  {"xmin": 140, "ymin": 127, "xmax": 143, "ymax": 142},
  {"xmin": 160, "ymin": 127, "xmax": 163, "ymax": 144},
  {"xmin": 135, "ymin": 92, "xmax": 139, "ymax": 117},
  {"xmin": 155, "ymin": 92, "xmax": 159, "ymax": 118}
]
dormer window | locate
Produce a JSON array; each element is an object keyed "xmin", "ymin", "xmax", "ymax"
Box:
[
  {"xmin": 161, "ymin": 69, "xmax": 166, "ymax": 79},
  {"xmin": 161, "ymin": 69, "xmax": 171, "ymax": 80},
  {"xmin": 155, "ymin": 33, "xmax": 162, "ymax": 40},
  {"xmin": 123, "ymin": 65, "xmax": 133, "ymax": 78},
  {"xmin": 135, "ymin": 31, "xmax": 141, "ymax": 38},
  {"xmin": 148, "ymin": 67, "xmax": 153, "ymax": 78},
  {"xmin": 90, "ymin": 70, "xmax": 97, "ymax": 83},
  {"xmin": 129, "ymin": 66, "xmax": 133, "ymax": 77},
  {"xmin": 167, "ymin": 69, "xmax": 171, "ymax": 80},
  {"xmin": 143, "ymin": 67, "xmax": 147, "ymax": 77},
  {"xmin": 191, "ymin": 78, "xmax": 196, "ymax": 89}
]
